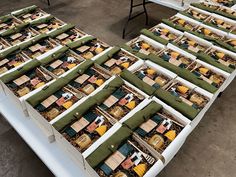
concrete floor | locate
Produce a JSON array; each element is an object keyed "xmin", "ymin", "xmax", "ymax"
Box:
[{"xmin": 0, "ymin": 0, "xmax": 235, "ymax": 177}]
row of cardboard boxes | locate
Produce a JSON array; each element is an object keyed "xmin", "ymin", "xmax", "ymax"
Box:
[{"xmin": 0, "ymin": 2, "xmax": 236, "ymax": 177}]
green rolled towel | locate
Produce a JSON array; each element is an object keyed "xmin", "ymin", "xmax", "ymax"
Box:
[
  {"xmin": 197, "ymin": 52, "xmax": 234, "ymax": 73},
  {"xmin": 140, "ymin": 29, "xmax": 169, "ymax": 45},
  {"xmin": 123, "ymin": 101, "xmax": 163, "ymax": 130},
  {"xmin": 26, "ymin": 77, "xmax": 68, "ymax": 107},
  {"xmin": 30, "ymin": 15, "xmax": 54, "ymax": 25},
  {"xmin": 18, "ymin": 33, "xmax": 48, "ymax": 49},
  {"xmin": 0, "ymin": 60, "xmax": 40, "ymax": 83},
  {"xmin": 66, "ymin": 36, "xmax": 96, "ymax": 49},
  {"xmin": 39, "ymin": 46, "xmax": 69, "ymax": 65},
  {"xmin": 0, "ymin": 46, "xmax": 19, "ymax": 59},
  {"xmin": 0, "ymin": 14, "xmax": 12, "ymax": 22},
  {"xmin": 0, "ymin": 22, "xmax": 29, "ymax": 37},
  {"xmin": 11, "ymin": 5, "xmax": 38, "ymax": 16},
  {"xmin": 48, "ymin": 24, "xmax": 75, "ymax": 38},
  {"xmin": 162, "ymin": 19, "xmax": 192, "ymax": 33},
  {"xmin": 120, "ymin": 69, "xmax": 156, "ymax": 95},
  {"xmin": 86, "ymin": 126, "xmax": 133, "ymax": 168},
  {"xmin": 94, "ymin": 46, "xmax": 121, "ymax": 65}
]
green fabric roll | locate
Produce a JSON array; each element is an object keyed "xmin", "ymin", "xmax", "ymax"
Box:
[
  {"xmin": 0, "ymin": 23, "xmax": 29, "ymax": 37},
  {"xmin": 0, "ymin": 46, "xmax": 19, "ymax": 59},
  {"xmin": 0, "ymin": 14, "xmax": 12, "ymax": 22},
  {"xmin": 94, "ymin": 46, "xmax": 121, "ymax": 65},
  {"xmin": 124, "ymin": 101, "xmax": 162, "ymax": 130},
  {"xmin": 214, "ymin": 40, "xmax": 236, "ymax": 53},
  {"xmin": 120, "ymin": 69, "xmax": 156, "ymax": 95},
  {"xmin": 140, "ymin": 29, "xmax": 169, "ymax": 45},
  {"xmin": 63, "ymin": 60, "xmax": 94, "ymax": 81},
  {"xmin": 18, "ymin": 33, "xmax": 48, "ymax": 49},
  {"xmin": 48, "ymin": 24, "xmax": 75, "ymax": 38},
  {"xmin": 66, "ymin": 36, "xmax": 96, "ymax": 49},
  {"xmin": 86, "ymin": 126, "xmax": 133, "ymax": 168},
  {"xmin": 0, "ymin": 60, "xmax": 40, "ymax": 83},
  {"xmin": 53, "ymin": 77, "xmax": 124, "ymax": 131},
  {"xmin": 12, "ymin": 5, "xmax": 38, "ymax": 16},
  {"xmin": 39, "ymin": 46, "xmax": 69, "ymax": 65},
  {"xmin": 30, "ymin": 15, "xmax": 54, "ymax": 25},
  {"xmin": 162, "ymin": 19, "xmax": 192, "ymax": 33},
  {"xmin": 26, "ymin": 78, "xmax": 68, "ymax": 107},
  {"xmin": 53, "ymin": 97, "xmax": 97, "ymax": 131},
  {"xmin": 171, "ymin": 42, "xmax": 234, "ymax": 73},
  {"xmin": 154, "ymin": 89, "xmax": 199, "ymax": 120},
  {"xmin": 203, "ymin": 22, "xmax": 230, "ymax": 33},
  {"xmin": 197, "ymin": 52, "xmax": 234, "ymax": 73}
]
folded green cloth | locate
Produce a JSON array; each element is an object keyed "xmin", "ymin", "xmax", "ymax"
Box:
[
  {"xmin": 48, "ymin": 24, "xmax": 75, "ymax": 38},
  {"xmin": 0, "ymin": 14, "xmax": 12, "ymax": 22},
  {"xmin": 86, "ymin": 126, "xmax": 133, "ymax": 168},
  {"xmin": 121, "ymin": 45, "xmax": 218, "ymax": 93},
  {"xmin": 26, "ymin": 77, "xmax": 68, "ymax": 107},
  {"xmin": 12, "ymin": 5, "xmax": 38, "ymax": 16},
  {"xmin": 0, "ymin": 60, "xmax": 40, "ymax": 83},
  {"xmin": 94, "ymin": 46, "xmax": 121, "ymax": 65},
  {"xmin": 140, "ymin": 29, "xmax": 169, "ymax": 45},
  {"xmin": 66, "ymin": 36, "xmax": 96, "ymax": 49},
  {"xmin": 53, "ymin": 77, "xmax": 124, "ymax": 131},
  {"xmin": 63, "ymin": 60, "xmax": 94, "ymax": 81},
  {"xmin": 123, "ymin": 101, "xmax": 162, "ymax": 130},
  {"xmin": 214, "ymin": 40, "xmax": 236, "ymax": 53},
  {"xmin": 0, "ymin": 46, "xmax": 19, "ymax": 59},
  {"xmin": 39, "ymin": 46, "xmax": 69, "ymax": 65},
  {"xmin": 196, "ymin": 52, "xmax": 234, "ymax": 73},
  {"xmin": 120, "ymin": 69, "xmax": 199, "ymax": 120},
  {"xmin": 18, "ymin": 33, "xmax": 48, "ymax": 49},
  {"xmin": 30, "ymin": 15, "xmax": 54, "ymax": 25},
  {"xmin": 0, "ymin": 22, "xmax": 29, "ymax": 37}
]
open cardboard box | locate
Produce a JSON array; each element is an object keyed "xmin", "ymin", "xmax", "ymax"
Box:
[
  {"xmin": 130, "ymin": 60, "xmax": 177, "ymax": 90},
  {"xmin": 205, "ymin": 13, "xmax": 236, "ymax": 33},
  {"xmin": 0, "ymin": 60, "xmax": 56, "ymax": 116},
  {"xmin": 20, "ymin": 35, "xmax": 64, "ymax": 61},
  {"xmin": 0, "ymin": 14, "xmax": 23, "ymax": 35},
  {"xmin": 67, "ymin": 35, "xmax": 113, "ymax": 61},
  {"xmin": 0, "ymin": 23, "xmax": 41, "ymax": 47},
  {"xmin": 193, "ymin": 59, "xmax": 231, "ymax": 92},
  {"xmin": 94, "ymin": 47, "xmax": 144, "ymax": 75},
  {"xmin": 143, "ymin": 23, "xmax": 184, "ymax": 45},
  {"xmin": 49, "ymin": 24, "xmax": 87, "ymax": 45},
  {"xmin": 11, "ymin": 5, "xmax": 51, "ymax": 23},
  {"xmin": 30, "ymin": 15, "xmax": 67, "ymax": 35},
  {"xmin": 50, "ymin": 77, "xmax": 150, "ymax": 163},
  {"xmin": 174, "ymin": 31, "xmax": 213, "ymax": 54},
  {"xmin": 182, "ymin": 5, "xmax": 212, "ymax": 22},
  {"xmin": 126, "ymin": 34, "xmax": 166, "ymax": 56},
  {"xmin": 84, "ymin": 97, "xmax": 191, "ymax": 177},
  {"xmin": 206, "ymin": 45, "xmax": 236, "ymax": 89},
  {"xmin": 0, "ymin": 46, "xmax": 32, "ymax": 77}
]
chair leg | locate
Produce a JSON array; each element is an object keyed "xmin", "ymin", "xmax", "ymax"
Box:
[
  {"xmin": 122, "ymin": 0, "xmax": 134, "ymax": 39},
  {"xmin": 47, "ymin": 0, "xmax": 50, "ymax": 6},
  {"xmin": 143, "ymin": 0, "xmax": 149, "ymax": 25}
]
